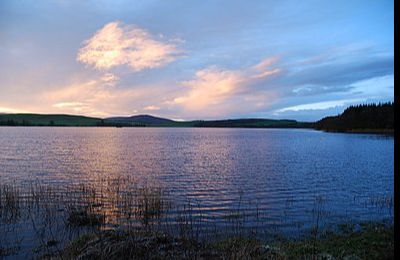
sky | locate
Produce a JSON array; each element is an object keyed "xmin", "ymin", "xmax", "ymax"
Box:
[{"xmin": 0, "ymin": 0, "xmax": 394, "ymax": 121}]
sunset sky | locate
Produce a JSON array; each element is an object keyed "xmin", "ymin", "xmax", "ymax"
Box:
[{"xmin": 0, "ymin": 0, "xmax": 394, "ymax": 121}]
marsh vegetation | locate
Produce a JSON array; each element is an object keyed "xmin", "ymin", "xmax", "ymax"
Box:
[{"xmin": 0, "ymin": 178, "xmax": 393, "ymax": 259}]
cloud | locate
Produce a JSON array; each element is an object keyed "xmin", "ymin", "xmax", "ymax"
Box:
[
  {"xmin": 250, "ymin": 56, "xmax": 281, "ymax": 79},
  {"xmin": 44, "ymin": 75, "xmax": 144, "ymax": 117},
  {"xmin": 171, "ymin": 57, "xmax": 280, "ymax": 117},
  {"xmin": 46, "ymin": 79, "xmax": 113, "ymax": 116},
  {"xmin": 281, "ymin": 51, "xmax": 394, "ymax": 93},
  {"xmin": 144, "ymin": 105, "xmax": 160, "ymax": 111},
  {"xmin": 43, "ymin": 74, "xmax": 174, "ymax": 117},
  {"xmin": 349, "ymin": 74, "xmax": 393, "ymax": 97},
  {"xmin": 77, "ymin": 21, "xmax": 182, "ymax": 72},
  {"xmin": 173, "ymin": 66, "xmax": 244, "ymax": 110},
  {"xmin": 50, "ymin": 73, "xmax": 118, "ymax": 115},
  {"xmin": 0, "ymin": 106, "xmax": 28, "ymax": 113},
  {"xmin": 100, "ymin": 73, "xmax": 119, "ymax": 86},
  {"xmin": 276, "ymin": 98, "xmax": 364, "ymax": 112},
  {"xmin": 53, "ymin": 102, "xmax": 86, "ymax": 108}
]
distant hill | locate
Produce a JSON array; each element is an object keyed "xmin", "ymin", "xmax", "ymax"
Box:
[
  {"xmin": 0, "ymin": 113, "xmax": 309, "ymax": 128},
  {"xmin": 4, "ymin": 103, "xmax": 393, "ymax": 131},
  {"xmin": 0, "ymin": 113, "xmax": 101, "ymax": 126},
  {"xmin": 315, "ymin": 102, "xmax": 394, "ymax": 133},
  {"xmin": 102, "ymin": 115, "xmax": 311, "ymax": 128},
  {"xmin": 104, "ymin": 115, "xmax": 174, "ymax": 126}
]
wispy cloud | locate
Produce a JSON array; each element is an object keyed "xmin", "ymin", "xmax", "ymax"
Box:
[
  {"xmin": 44, "ymin": 75, "xmax": 172, "ymax": 117},
  {"xmin": 53, "ymin": 102, "xmax": 87, "ymax": 109},
  {"xmin": 46, "ymin": 79, "xmax": 113, "ymax": 116},
  {"xmin": 77, "ymin": 21, "xmax": 183, "ymax": 72},
  {"xmin": 100, "ymin": 73, "xmax": 119, "ymax": 86},
  {"xmin": 44, "ymin": 76, "xmax": 141, "ymax": 117},
  {"xmin": 250, "ymin": 57, "xmax": 281, "ymax": 79},
  {"xmin": 0, "ymin": 106, "xmax": 28, "ymax": 113},
  {"xmin": 276, "ymin": 98, "xmax": 364, "ymax": 112}
]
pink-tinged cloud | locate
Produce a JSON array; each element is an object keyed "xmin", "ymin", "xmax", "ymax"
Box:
[
  {"xmin": 46, "ymin": 79, "xmax": 114, "ymax": 116},
  {"xmin": 173, "ymin": 67, "xmax": 244, "ymax": 110},
  {"xmin": 77, "ymin": 21, "xmax": 182, "ymax": 72},
  {"xmin": 44, "ymin": 74, "xmax": 174, "ymax": 117},
  {"xmin": 172, "ymin": 57, "xmax": 281, "ymax": 116},
  {"xmin": 100, "ymin": 73, "xmax": 119, "ymax": 86},
  {"xmin": 250, "ymin": 56, "xmax": 281, "ymax": 79},
  {"xmin": 144, "ymin": 105, "xmax": 160, "ymax": 111}
]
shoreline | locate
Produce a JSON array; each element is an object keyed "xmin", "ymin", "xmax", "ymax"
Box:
[
  {"xmin": 55, "ymin": 220, "xmax": 394, "ymax": 259},
  {"xmin": 0, "ymin": 125, "xmax": 393, "ymax": 136},
  {"xmin": 318, "ymin": 128, "xmax": 394, "ymax": 135}
]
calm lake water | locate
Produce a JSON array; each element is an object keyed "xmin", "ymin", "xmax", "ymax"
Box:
[{"xmin": 0, "ymin": 127, "xmax": 394, "ymax": 257}]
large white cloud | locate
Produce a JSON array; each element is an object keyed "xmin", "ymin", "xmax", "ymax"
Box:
[{"xmin": 77, "ymin": 21, "xmax": 182, "ymax": 72}]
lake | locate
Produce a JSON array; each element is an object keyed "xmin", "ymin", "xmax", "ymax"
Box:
[{"xmin": 0, "ymin": 127, "xmax": 394, "ymax": 257}]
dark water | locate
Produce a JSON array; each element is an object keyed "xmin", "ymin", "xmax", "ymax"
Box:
[{"xmin": 0, "ymin": 127, "xmax": 394, "ymax": 257}]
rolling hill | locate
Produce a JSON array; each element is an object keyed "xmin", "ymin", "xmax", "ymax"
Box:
[
  {"xmin": 104, "ymin": 115, "xmax": 174, "ymax": 126},
  {"xmin": 0, "ymin": 113, "xmax": 101, "ymax": 126},
  {"xmin": 2, "ymin": 102, "xmax": 393, "ymax": 131},
  {"xmin": 0, "ymin": 113, "xmax": 310, "ymax": 128},
  {"xmin": 188, "ymin": 118, "xmax": 310, "ymax": 128}
]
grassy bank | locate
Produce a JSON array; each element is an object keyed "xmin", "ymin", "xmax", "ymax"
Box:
[{"xmin": 58, "ymin": 221, "xmax": 393, "ymax": 259}]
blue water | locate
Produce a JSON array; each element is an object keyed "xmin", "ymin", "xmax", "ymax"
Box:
[{"xmin": 0, "ymin": 127, "xmax": 394, "ymax": 257}]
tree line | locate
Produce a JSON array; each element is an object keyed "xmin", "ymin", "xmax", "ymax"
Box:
[{"xmin": 315, "ymin": 102, "xmax": 394, "ymax": 132}]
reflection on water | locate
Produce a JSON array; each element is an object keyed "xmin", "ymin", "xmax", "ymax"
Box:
[
  {"xmin": 0, "ymin": 127, "xmax": 394, "ymax": 218},
  {"xmin": 0, "ymin": 127, "xmax": 394, "ymax": 257}
]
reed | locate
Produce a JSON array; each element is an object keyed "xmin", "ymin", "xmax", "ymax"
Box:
[{"xmin": 0, "ymin": 178, "xmax": 394, "ymax": 259}]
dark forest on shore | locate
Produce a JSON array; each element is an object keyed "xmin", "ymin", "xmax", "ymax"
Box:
[{"xmin": 315, "ymin": 102, "xmax": 394, "ymax": 133}]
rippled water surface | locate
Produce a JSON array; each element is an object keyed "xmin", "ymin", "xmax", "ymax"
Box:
[
  {"xmin": 0, "ymin": 127, "xmax": 394, "ymax": 256},
  {"xmin": 0, "ymin": 127, "xmax": 394, "ymax": 218}
]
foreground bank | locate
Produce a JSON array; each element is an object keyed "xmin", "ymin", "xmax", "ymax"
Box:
[
  {"xmin": 0, "ymin": 179, "xmax": 394, "ymax": 259},
  {"xmin": 48, "ymin": 221, "xmax": 394, "ymax": 259}
]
